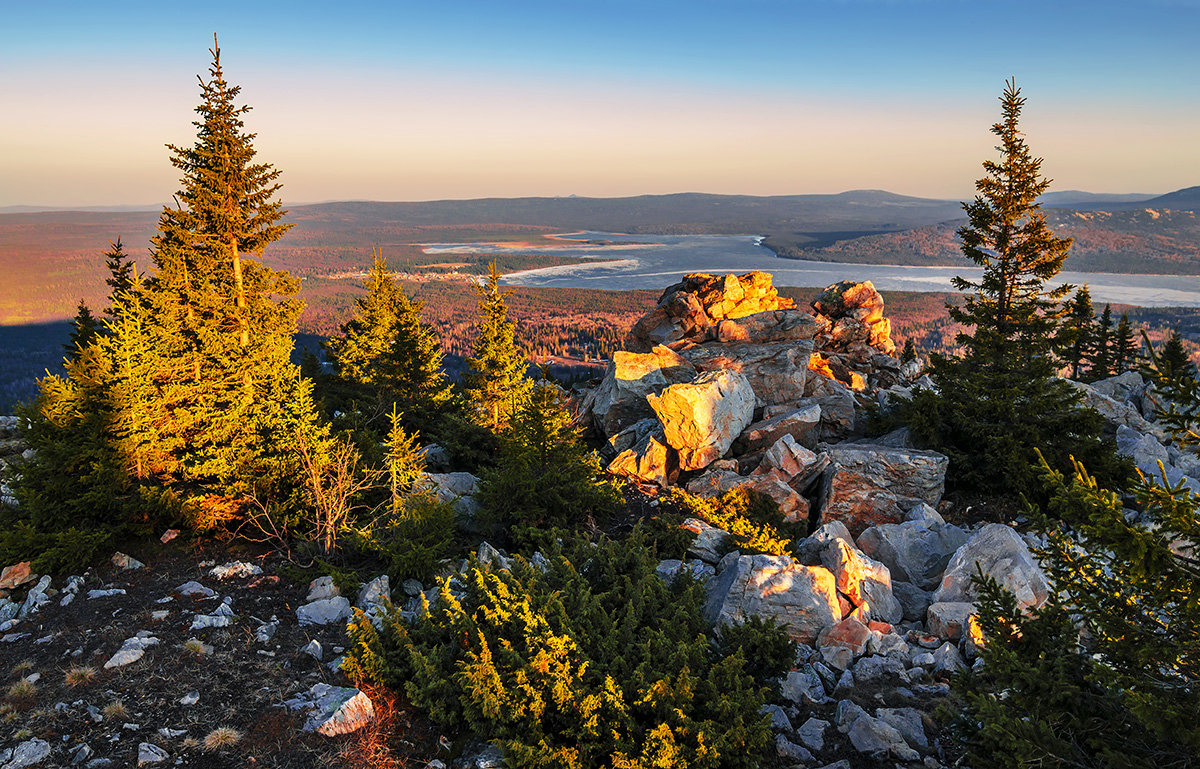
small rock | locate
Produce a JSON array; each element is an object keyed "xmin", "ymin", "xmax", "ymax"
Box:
[
  {"xmin": 136, "ymin": 742, "xmax": 168, "ymax": 765},
  {"xmin": 876, "ymin": 707, "xmax": 929, "ymax": 750},
  {"xmin": 173, "ymin": 581, "xmax": 215, "ymax": 599},
  {"xmin": 188, "ymin": 614, "xmax": 232, "ymax": 631},
  {"xmin": 306, "ymin": 576, "xmax": 340, "ymax": 602},
  {"xmin": 159, "ymin": 529, "xmax": 179, "ymax": 544},
  {"xmin": 156, "ymin": 728, "xmax": 186, "ymax": 739},
  {"xmin": 3, "ymin": 738, "xmax": 51, "ymax": 768},
  {"xmin": 0, "ymin": 562, "xmax": 34, "ymax": 590},
  {"xmin": 297, "ymin": 597, "xmax": 353, "ymax": 627},
  {"xmin": 283, "ymin": 683, "xmax": 375, "ymax": 736},
  {"xmin": 760, "ymin": 703, "xmax": 791, "ymax": 731},
  {"xmin": 179, "ymin": 692, "xmax": 199, "ymax": 706},
  {"xmin": 70, "ymin": 743, "xmax": 92, "ymax": 765},
  {"xmin": 847, "ymin": 714, "xmax": 918, "ymax": 760},
  {"xmin": 209, "ymin": 561, "xmax": 262, "ymax": 580},
  {"xmin": 775, "ymin": 734, "xmax": 814, "ymax": 762},
  {"xmin": 302, "ymin": 639, "xmax": 323, "ymax": 661},
  {"xmin": 104, "ymin": 635, "xmax": 160, "ymax": 669},
  {"xmin": 795, "ymin": 717, "xmax": 829, "ymax": 751},
  {"xmin": 356, "ymin": 575, "xmax": 390, "ymax": 608},
  {"xmin": 87, "ymin": 589, "xmax": 126, "ymax": 600},
  {"xmin": 111, "ymin": 552, "xmax": 144, "ymax": 570},
  {"xmin": 255, "ymin": 622, "xmax": 278, "ymax": 643}
]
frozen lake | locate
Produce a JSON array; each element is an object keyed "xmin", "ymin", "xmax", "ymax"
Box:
[{"xmin": 430, "ymin": 231, "xmax": 1200, "ymax": 307}]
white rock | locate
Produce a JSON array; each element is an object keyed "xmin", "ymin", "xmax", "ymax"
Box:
[
  {"xmin": 111, "ymin": 552, "xmax": 144, "ymax": 570},
  {"xmin": 933, "ymin": 524, "xmax": 1049, "ymax": 610},
  {"xmin": 104, "ymin": 635, "xmax": 160, "ymax": 669},
  {"xmin": 283, "ymin": 683, "xmax": 375, "ymax": 736},
  {"xmin": 2, "ymin": 738, "xmax": 51, "ymax": 768},
  {"xmin": 306, "ymin": 576, "xmax": 339, "ymax": 602},
  {"xmin": 297, "ymin": 597, "xmax": 352, "ymax": 627},
  {"xmin": 356, "ymin": 575, "xmax": 390, "ymax": 608},
  {"xmin": 209, "ymin": 561, "xmax": 262, "ymax": 580},
  {"xmin": 136, "ymin": 742, "xmax": 168, "ymax": 765},
  {"xmin": 87, "ymin": 589, "xmax": 126, "ymax": 600},
  {"xmin": 302, "ymin": 639, "xmax": 323, "ymax": 661},
  {"xmin": 179, "ymin": 692, "xmax": 199, "ymax": 706},
  {"xmin": 188, "ymin": 614, "xmax": 231, "ymax": 631},
  {"xmin": 173, "ymin": 581, "xmax": 215, "ymax": 598}
]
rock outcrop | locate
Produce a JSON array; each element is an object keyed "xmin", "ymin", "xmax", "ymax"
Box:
[
  {"xmin": 648, "ymin": 370, "xmax": 756, "ymax": 471},
  {"xmin": 704, "ymin": 554, "xmax": 841, "ymax": 643},
  {"xmin": 818, "ymin": 444, "xmax": 949, "ymax": 535}
]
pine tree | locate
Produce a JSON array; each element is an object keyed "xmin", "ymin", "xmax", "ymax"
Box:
[
  {"xmin": 65, "ymin": 300, "xmax": 100, "ymax": 361},
  {"xmin": 904, "ymin": 81, "xmax": 1120, "ymax": 497},
  {"xmin": 1087, "ymin": 303, "xmax": 1114, "ymax": 380},
  {"xmin": 464, "ymin": 261, "xmax": 532, "ymax": 430},
  {"xmin": 1056, "ymin": 285, "xmax": 1095, "ymax": 380},
  {"xmin": 1114, "ymin": 313, "xmax": 1137, "ymax": 373},
  {"xmin": 102, "ymin": 237, "xmax": 135, "ymax": 316},
  {"xmin": 901, "ymin": 337, "xmax": 917, "ymax": 362}
]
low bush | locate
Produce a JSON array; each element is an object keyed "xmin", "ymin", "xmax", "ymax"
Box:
[
  {"xmin": 344, "ymin": 528, "xmax": 782, "ymax": 769},
  {"xmin": 664, "ymin": 487, "xmax": 793, "ymax": 557}
]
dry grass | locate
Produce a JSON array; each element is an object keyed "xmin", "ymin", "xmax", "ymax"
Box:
[
  {"xmin": 65, "ymin": 665, "xmax": 97, "ymax": 687},
  {"xmin": 10, "ymin": 660, "xmax": 34, "ymax": 677},
  {"xmin": 336, "ymin": 683, "xmax": 405, "ymax": 769},
  {"xmin": 181, "ymin": 736, "xmax": 202, "ymax": 750},
  {"xmin": 182, "ymin": 639, "xmax": 209, "ymax": 656},
  {"xmin": 5, "ymin": 679, "xmax": 36, "ymax": 700},
  {"xmin": 102, "ymin": 699, "xmax": 128, "ymax": 721},
  {"xmin": 203, "ymin": 726, "xmax": 243, "ymax": 751}
]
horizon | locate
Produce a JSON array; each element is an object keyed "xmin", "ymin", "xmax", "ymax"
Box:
[{"xmin": 3, "ymin": 0, "xmax": 1199, "ymax": 208}]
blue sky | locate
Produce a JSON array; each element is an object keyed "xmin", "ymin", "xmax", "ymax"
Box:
[{"xmin": 2, "ymin": 1, "xmax": 1198, "ymax": 206}]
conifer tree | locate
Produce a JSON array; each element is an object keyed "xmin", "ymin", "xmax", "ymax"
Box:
[
  {"xmin": 464, "ymin": 261, "xmax": 532, "ymax": 430},
  {"xmin": 1056, "ymin": 285, "xmax": 1095, "ymax": 380},
  {"xmin": 901, "ymin": 336, "xmax": 917, "ymax": 363},
  {"xmin": 1114, "ymin": 313, "xmax": 1136, "ymax": 373},
  {"xmin": 1088, "ymin": 303, "xmax": 1115, "ymax": 380},
  {"xmin": 904, "ymin": 81, "xmax": 1119, "ymax": 496},
  {"xmin": 327, "ymin": 249, "xmax": 454, "ymax": 420},
  {"xmin": 102, "ymin": 237, "xmax": 134, "ymax": 316},
  {"xmin": 65, "ymin": 300, "xmax": 100, "ymax": 361}
]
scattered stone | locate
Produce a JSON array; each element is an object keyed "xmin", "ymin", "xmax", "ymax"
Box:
[
  {"xmin": 136, "ymin": 743, "xmax": 168, "ymax": 765},
  {"xmin": 18, "ymin": 575, "xmax": 52, "ymax": 618},
  {"xmin": 760, "ymin": 703, "xmax": 792, "ymax": 731},
  {"xmin": 209, "ymin": 561, "xmax": 262, "ymax": 580},
  {"xmin": 104, "ymin": 634, "xmax": 160, "ymax": 669},
  {"xmin": 795, "ymin": 716, "xmax": 829, "ymax": 752},
  {"xmin": 780, "ymin": 667, "xmax": 830, "ymax": 706},
  {"xmin": 70, "ymin": 743, "xmax": 92, "ymax": 765},
  {"xmin": 111, "ymin": 552, "xmax": 144, "ymax": 570},
  {"xmin": 283, "ymin": 683, "xmax": 376, "ymax": 736},
  {"xmin": 173, "ymin": 581, "xmax": 215, "ymax": 599},
  {"xmin": 159, "ymin": 529, "xmax": 179, "ymax": 544},
  {"xmin": 306, "ymin": 576, "xmax": 340, "ymax": 602},
  {"xmin": 179, "ymin": 692, "xmax": 199, "ymax": 706},
  {"xmin": 847, "ymin": 714, "xmax": 918, "ymax": 761},
  {"xmin": 876, "ymin": 707, "xmax": 928, "ymax": 750},
  {"xmin": 255, "ymin": 622, "xmax": 278, "ymax": 643},
  {"xmin": 3, "ymin": 738, "xmax": 51, "ymax": 769},
  {"xmin": 816, "ymin": 617, "xmax": 871, "ymax": 670},
  {"xmin": 87, "ymin": 589, "xmax": 126, "ymax": 600},
  {"xmin": 297, "ymin": 596, "xmax": 353, "ymax": 627},
  {"xmin": 302, "ymin": 639, "xmax": 323, "ymax": 661},
  {"xmin": 775, "ymin": 735, "xmax": 814, "ymax": 763},
  {"xmin": 0, "ymin": 562, "xmax": 34, "ymax": 590},
  {"xmin": 932, "ymin": 641, "xmax": 966, "ymax": 676},
  {"xmin": 189, "ymin": 614, "xmax": 232, "ymax": 631}
]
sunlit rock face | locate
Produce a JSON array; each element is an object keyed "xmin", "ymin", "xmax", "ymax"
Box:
[
  {"xmin": 648, "ymin": 369, "xmax": 756, "ymax": 472},
  {"xmin": 704, "ymin": 553, "xmax": 841, "ymax": 644}
]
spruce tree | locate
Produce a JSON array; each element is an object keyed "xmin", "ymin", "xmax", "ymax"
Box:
[
  {"xmin": 65, "ymin": 300, "xmax": 100, "ymax": 361},
  {"xmin": 1088, "ymin": 303, "xmax": 1114, "ymax": 380},
  {"xmin": 102, "ymin": 237, "xmax": 134, "ymax": 315},
  {"xmin": 1114, "ymin": 313, "xmax": 1136, "ymax": 373},
  {"xmin": 905, "ymin": 80, "xmax": 1120, "ymax": 496},
  {"xmin": 463, "ymin": 261, "xmax": 532, "ymax": 430},
  {"xmin": 327, "ymin": 249, "xmax": 454, "ymax": 421},
  {"xmin": 901, "ymin": 336, "xmax": 917, "ymax": 362},
  {"xmin": 1056, "ymin": 285, "xmax": 1095, "ymax": 380}
]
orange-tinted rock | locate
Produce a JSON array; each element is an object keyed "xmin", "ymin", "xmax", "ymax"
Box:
[
  {"xmin": 818, "ymin": 444, "xmax": 949, "ymax": 535},
  {"xmin": 816, "ymin": 617, "xmax": 871, "ymax": 670},
  {"xmin": 0, "ymin": 562, "xmax": 34, "ymax": 590},
  {"xmin": 648, "ymin": 370, "xmax": 756, "ymax": 471},
  {"xmin": 679, "ymin": 341, "xmax": 812, "ymax": 409},
  {"xmin": 705, "ymin": 555, "xmax": 841, "ymax": 644},
  {"xmin": 591, "ymin": 345, "xmax": 696, "ymax": 436}
]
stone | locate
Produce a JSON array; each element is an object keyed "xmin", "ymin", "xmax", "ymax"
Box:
[
  {"xmin": 255, "ymin": 622, "xmax": 278, "ymax": 643},
  {"xmin": 816, "ymin": 617, "xmax": 871, "ymax": 670},
  {"xmin": 648, "ymin": 369, "xmax": 756, "ymax": 471},
  {"xmin": 1090, "ymin": 370, "xmax": 1145, "ymax": 403},
  {"xmin": 847, "ymin": 715, "xmax": 918, "ymax": 761},
  {"xmin": 820, "ymin": 538, "xmax": 903, "ymax": 624},
  {"xmin": 413, "ymin": 472, "xmax": 481, "ymax": 516},
  {"xmin": 173, "ymin": 581, "xmax": 215, "ymax": 599},
  {"xmin": 877, "ymin": 707, "xmax": 929, "ymax": 750},
  {"xmin": 716, "ymin": 308, "xmax": 822, "ymax": 344},
  {"xmin": 209, "ymin": 562, "xmax": 262, "ymax": 580},
  {"xmin": 760, "ymin": 703, "xmax": 792, "ymax": 730},
  {"xmin": 3, "ymin": 738, "xmax": 51, "ymax": 769},
  {"xmin": 0, "ymin": 562, "xmax": 34, "ymax": 590},
  {"xmin": 679, "ymin": 340, "xmax": 813, "ymax": 408},
  {"xmin": 179, "ymin": 692, "xmax": 200, "ymax": 706},
  {"xmin": 752, "ymin": 433, "xmax": 819, "ymax": 484},
  {"xmin": 926, "ymin": 602, "xmax": 976, "ymax": 641},
  {"xmin": 933, "ymin": 524, "xmax": 1049, "ymax": 610},
  {"xmin": 1063, "ymin": 378, "xmax": 1168, "ymax": 442},
  {"xmin": 796, "ymin": 717, "xmax": 829, "ymax": 751},
  {"xmin": 856, "ymin": 519, "xmax": 969, "ymax": 591},
  {"xmin": 111, "ymin": 552, "xmax": 144, "ymax": 570},
  {"xmin": 780, "ymin": 667, "xmax": 830, "ymax": 706},
  {"xmin": 893, "ymin": 581, "xmax": 933, "ymax": 623},
  {"xmin": 705, "ymin": 554, "xmax": 841, "ymax": 643},
  {"xmin": 284, "ymin": 683, "xmax": 376, "ymax": 736},
  {"xmin": 804, "ymin": 376, "xmax": 858, "ymax": 440},
  {"xmin": 452, "ymin": 743, "xmax": 505, "ymax": 769},
  {"xmin": 189, "ymin": 614, "xmax": 232, "ymax": 631},
  {"xmin": 87, "ymin": 589, "xmax": 126, "ymax": 600},
  {"xmin": 852, "ymin": 655, "xmax": 908, "ymax": 685},
  {"xmin": 159, "ymin": 529, "xmax": 180, "ymax": 544},
  {"xmin": 590, "ymin": 345, "xmax": 697, "ymax": 436},
  {"xmin": 356, "ymin": 576, "xmax": 390, "ymax": 608},
  {"xmin": 795, "ymin": 520, "xmax": 855, "ymax": 565},
  {"xmin": 685, "ymin": 468, "xmax": 810, "ymax": 523},
  {"xmin": 297, "ymin": 596, "xmax": 353, "ymax": 627},
  {"xmin": 104, "ymin": 635, "xmax": 160, "ymax": 669},
  {"xmin": 420, "ymin": 443, "xmax": 453, "ymax": 472},
  {"xmin": 307, "ymin": 576, "xmax": 340, "ymax": 602},
  {"xmin": 905, "ymin": 501, "xmax": 945, "ymax": 525},
  {"xmin": 735, "ymin": 404, "xmax": 822, "ymax": 453},
  {"xmin": 1116, "ymin": 424, "xmax": 1171, "ymax": 478},
  {"xmin": 18, "ymin": 575, "xmax": 51, "ymax": 618},
  {"xmin": 818, "ymin": 444, "xmax": 949, "ymax": 535},
  {"xmin": 775, "ymin": 735, "xmax": 814, "ymax": 763},
  {"xmin": 682, "ymin": 518, "xmax": 731, "ymax": 564},
  {"xmin": 932, "ymin": 641, "xmax": 966, "ymax": 676},
  {"xmin": 302, "ymin": 639, "xmax": 323, "ymax": 661},
  {"xmin": 136, "ymin": 743, "xmax": 168, "ymax": 765},
  {"xmin": 607, "ymin": 429, "xmax": 675, "ymax": 487}
]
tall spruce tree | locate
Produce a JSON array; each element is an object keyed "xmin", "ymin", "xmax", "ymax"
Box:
[
  {"xmin": 65, "ymin": 300, "xmax": 100, "ymax": 361},
  {"xmin": 904, "ymin": 80, "xmax": 1120, "ymax": 496},
  {"xmin": 1056, "ymin": 285, "xmax": 1095, "ymax": 380},
  {"xmin": 103, "ymin": 237, "xmax": 134, "ymax": 316},
  {"xmin": 464, "ymin": 261, "xmax": 532, "ymax": 430}
]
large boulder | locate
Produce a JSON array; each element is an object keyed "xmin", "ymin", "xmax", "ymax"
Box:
[
  {"xmin": 648, "ymin": 370, "xmax": 756, "ymax": 471},
  {"xmin": 812, "ymin": 280, "xmax": 896, "ymax": 357},
  {"xmin": 607, "ymin": 427, "xmax": 676, "ymax": 488},
  {"xmin": 818, "ymin": 444, "xmax": 949, "ymax": 535},
  {"xmin": 933, "ymin": 524, "xmax": 1049, "ymax": 610},
  {"xmin": 715, "ymin": 309, "xmax": 822, "ymax": 345},
  {"xmin": 735, "ymin": 404, "xmax": 822, "ymax": 453},
  {"xmin": 803, "ymin": 376, "xmax": 857, "ymax": 440},
  {"xmin": 679, "ymin": 341, "xmax": 813, "ymax": 408},
  {"xmin": 284, "ymin": 683, "xmax": 376, "ymax": 736},
  {"xmin": 751, "ymin": 434, "xmax": 819, "ymax": 485},
  {"xmin": 856, "ymin": 519, "xmax": 969, "ymax": 591},
  {"xmin": 1063, "ymin": 378, "xmax": 1168, "ymax": 442},
  {"xmin": 704, "ymin": 554, "xmax": 841, "ymax": 643},
  {"xmin": 820, "ymin": 539, "xmax": 903, "ymax": 625},
  {"xmin": 590, "ymin": 346, "xmax": 696, "ymax": 436}
]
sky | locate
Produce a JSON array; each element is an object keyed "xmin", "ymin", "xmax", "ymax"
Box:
[{"xmin": 2, "ymin": 0, "xmax": 1199, "ymax": 208}]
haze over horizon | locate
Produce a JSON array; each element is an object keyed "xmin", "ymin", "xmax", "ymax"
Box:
[{"xmin": 3, "ymin": 0, "xmax": 1198, "ymax": 209}]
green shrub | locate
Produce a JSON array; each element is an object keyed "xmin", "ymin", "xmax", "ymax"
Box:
[
  {"xmin": 343, "ymin": 492, "xmax": 458, "ymax": 583},
  {"xmin": 0, "ymin": 520, "xmax": 113, "ymax": 576},
  {"xmin": 664, "ymin": 487, "xmax": 793, "ymax": 557},
  {"xmin": 712, "ymin": 615, "xmax": 796, "ymax": 693},
  {"xmin": 344, "ymin": 528, "xmax": 776, "ymax": 769},
  {"xmin": 949, "ymin": 455, "xmax": 1200, "ymax": 767}
]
